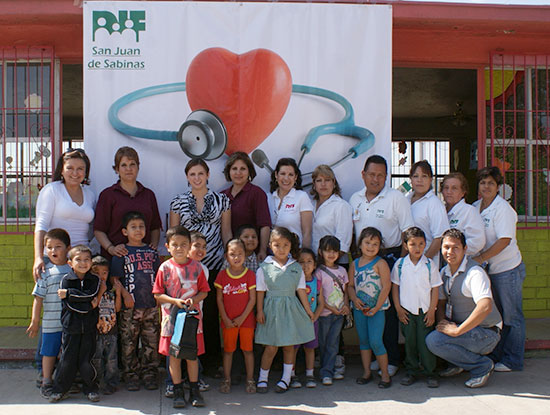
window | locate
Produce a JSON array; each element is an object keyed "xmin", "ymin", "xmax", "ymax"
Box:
[
  {"xmin": 487, "ymin": 53, "xmax": 550, "ymax": 228},
  {"xmin": 390, "ymin": 139, "xmax": 451, "ymax": 196},
  {"xmin": 0, "ymin": 47, "xmax": 57, "ymax": 232}
]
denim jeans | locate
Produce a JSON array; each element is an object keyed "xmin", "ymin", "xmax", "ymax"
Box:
[
  {"xmin": 318, "ymin": 314, "xmax": 344, "ymax": 379},
  {"xmin": 92, "ymin": 333, "xmax": 119, "ymax": 388},
  {"xmin": 426, "ymin": 326, "xmax": 500, "ymax": 377},
  {"xmin": 489, "ymin": 262, "xmax": 526, "ymax": 370}
]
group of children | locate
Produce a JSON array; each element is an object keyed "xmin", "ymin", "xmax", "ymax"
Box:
[{"xmin": 29, "ymin": 206, "xmax": 444, "ymax": 408}]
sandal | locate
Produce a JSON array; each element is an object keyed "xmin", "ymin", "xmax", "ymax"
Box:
[
  {"xmin": 219, "ymin": 379, "xmax": 231, "ymax": 394},
  {"xmin": 275, "ymin": 379, "xmax": 289, "ymax": 393},
  {"xmin": 356, "ymin": 374, "xmax": 372, "ymax": 385},
  {"xmin": 256, "ymin": 380, "xmax": 268, "ymax": 394},
  {"xmin": 245, "ymin": 379, "xmax": 256, "ymax": 394}
]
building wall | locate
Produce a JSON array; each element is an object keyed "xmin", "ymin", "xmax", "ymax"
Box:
[{"xmin": 0, "ymin": 226, "xmax": 548, "ymax": 327}]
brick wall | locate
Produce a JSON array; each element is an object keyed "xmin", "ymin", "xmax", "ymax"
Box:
[
  {"xmin": 0, "ymin": 226, "xmax": 548, "ymax": 327},
  {"xmin": 0, "ymin": 228, "xmax": 34, "ymax": 327},
  {"xmin": 517, "ymin": 228, "xmax": 550, "ymax": 318}
]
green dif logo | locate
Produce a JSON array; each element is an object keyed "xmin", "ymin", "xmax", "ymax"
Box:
[{"xmin": 92, "ymin": 10, "xmax": 145, "ymax": 42}]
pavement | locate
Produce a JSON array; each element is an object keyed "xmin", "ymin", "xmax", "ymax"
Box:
[{"xmin": 1, "ymin": 354, "xmax": 549, "ymax": 415}]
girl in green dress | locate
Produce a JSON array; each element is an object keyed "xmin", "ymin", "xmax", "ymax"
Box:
[{"xmin": 255, "ymin": 227, "xmax": 315, "ymax": 393}]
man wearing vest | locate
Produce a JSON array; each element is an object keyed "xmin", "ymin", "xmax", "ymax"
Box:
[{"xmin": 426, "ymin": 228, "xmax": 502, "ymax": 388}]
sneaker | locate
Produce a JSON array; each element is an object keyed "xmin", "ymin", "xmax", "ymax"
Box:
[
  {"xmin": 36, "ymin": 371, "xmax": 43, "ymax": 389},
  {"xmin": 333, "ymin": 372, "xmax": 344, "ymax": 381},
  {"xmin": 87, "ymin": 392, "xmax": 100, "ymax": 402},
  {"xmin": 322, "ymin": 377, "xmax": 333, "ymax": 386},
  {"xmin": 439, "ymin": 366, "xmax": 464, "ymax": 378},
  {"xmin": 494, "ymin": 362, "xmax": 512, "ymax": 372},
  {"xmin": 334, "ymin": 365, "xmax": 345, "ymax": 377},
  {"xmin": 378, "ymin": 364, "xmax": 399, "ymax": 377},
  {"xmin": 464, "ymin": 363, "xmax": 494, "ymax": 388},
  {"xmin": 305, "ymin": 376, "xmax": 317, "ymax": 388},
  {"xmin": 165, "ymin": 384, "xmax": 174, "ymax": 398},
  {"xmin": 198, "ymin": 378, "xmax": 210, "ymax": 392},
  {"xmin": 189, "ymin": 387, "xmax": 205, "ymax": 407},
  {"xmin": 173, "ymin": 384, "xmax": 186, "ymax": 409},
  {"xmin": 370, "ymin": 360, "xmax": 380, "ymax": 371},
  {"xmin": 290, "ymin": 376, "xmax": 302, "ymax": 388},
  {"xmin": 48, "ymin": 392, "xmax": 68, "ymax": 403},
  {"xmin": 40, "ymin": 382, "xmax": 53, "ymax": 399}
]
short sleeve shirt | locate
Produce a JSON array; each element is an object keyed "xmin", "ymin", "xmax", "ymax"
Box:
[
  {"xmin": 316, "ymin": 265, "xmax": 349, "ymax": 317},
  {"xmin": 170, "ymin": 190, "xmax": 230, "ymax": 270},
  {"xmin": 312, "ymin": 194, "xmax": 353, "ymax": 255},
  {"xmin": 473, "ymin": 195, "xmax": 522, "ymax": 274},
  {"xmin": 268, "ymin": 188, "xmax": 313, "ymax": 244},
  {"xmin": 111, "ymin": 245, "xmax": 160, "ymax": 309},
  {"xmin": 438, "ymin": 257, "xmax": 494, "ymax": 304},
  {"xmin": 221, "ymin": 182, "xmax": 271, "ymax": 235},
  {"xmin": 408, "ymin": 190, "xmax": 449, "ymax": 253},
  {"xmin": 153, "ymin": 258, "xmax": 210, "ymax": 337},
  {"xmin": 214, "ymin": 268, "xmax": 256, "ymax": 329},
  {"xmin": 349, "ymin": 186, "xmax": 414, "ymax": 248},
  {"xmin": 32, "ymin": 263, "xmax": 72, "ymax": 333},
  {"xmin": 447, "ymin": 199, "xmax": 486, "ymax": 257}
]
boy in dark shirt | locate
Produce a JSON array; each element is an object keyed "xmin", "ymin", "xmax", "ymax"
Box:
[
  {"xmin": 49, "ymin": 245, "xmax": 103, "ymax": 403},
  {"xmin": 111, "ymin": 211, "xmax": 161, "ymax": 391}
]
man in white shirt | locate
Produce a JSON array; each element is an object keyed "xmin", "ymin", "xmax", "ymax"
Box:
[
  {"xmin": 349, "ymin": 155, "xmax": 414, "ymax": 375},
  {"xmin": 426, "ymin": 229, "xmax": 502, "ymax": 388}
]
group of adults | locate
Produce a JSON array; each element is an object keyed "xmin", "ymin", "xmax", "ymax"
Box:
[{"xmin": 32, "ymin": 145, "xmax": 526, "ymax": 384}]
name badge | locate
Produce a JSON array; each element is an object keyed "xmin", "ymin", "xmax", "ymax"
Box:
[{"xmin": 445, "ymin": 303, "xmax": 453, "ymax": 320}]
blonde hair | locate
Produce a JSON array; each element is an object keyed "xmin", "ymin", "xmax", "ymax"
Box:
[{"xmin": 310, "ymin": 164, "xmax": 342, "ymax": 200}]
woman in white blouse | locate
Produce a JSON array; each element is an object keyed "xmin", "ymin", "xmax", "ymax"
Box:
[
  {"xmin": 33, "ymin": 149, "xmax": 96, "ymax": 281},
  {"xmin": 407, "ymin": 160, "xmax": 449, "ymax": 268},
  {"xmin": 440, "ymin": 172, "xmax": 485, "ymax": 256},
  {"xmin": 310, "ymin": 164, "xmax": 352, "ymax": 263},
  {"xmin": 268, "ymin": 158, "xmax": 313, "ymax": 248},
  {"xmin": 472, "ymin": 166, "xmax": 525, "ymax": 372}
]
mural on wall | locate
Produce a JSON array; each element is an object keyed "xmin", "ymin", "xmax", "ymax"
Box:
[{"xmin": 83, "ymin": 1, "xmax": 392, "ymax": 232}]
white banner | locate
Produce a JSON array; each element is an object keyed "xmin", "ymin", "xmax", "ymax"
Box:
[{"xmin": 83, "ymin": 1, "xmax": 392, "ymax": 230}]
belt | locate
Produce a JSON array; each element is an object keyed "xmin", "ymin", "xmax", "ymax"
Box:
[{"xmin": 487, "ymin": 326, "xmax": 501, "ymax": 334}]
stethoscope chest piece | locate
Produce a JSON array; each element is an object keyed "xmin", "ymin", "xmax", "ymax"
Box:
[{"xmin": 177, "ymin": 109, "xmax": 228, "ymax": 160}]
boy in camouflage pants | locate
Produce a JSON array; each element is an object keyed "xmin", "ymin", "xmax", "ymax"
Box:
[{"xmin": 111, "ymin": 212, "xmax": 161, "ymax": 391}]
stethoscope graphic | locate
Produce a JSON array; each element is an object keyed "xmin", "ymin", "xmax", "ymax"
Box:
[{"xmin": 108, "ymin": 82, "xmax": 375, "ymax": 180}]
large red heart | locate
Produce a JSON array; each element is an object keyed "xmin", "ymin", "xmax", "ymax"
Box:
[{"xmin": 186, "ymin": 47, "xmax": 292, "ymax": 155}]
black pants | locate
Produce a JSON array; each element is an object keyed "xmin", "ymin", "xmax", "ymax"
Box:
[
  {"xmin": 381, "ymin": 247, "xmax": 402, "ymax": 367},
  {"xmin": 201, "ymin": 270, "xmax": 222, "ymax": 371},
  {"xmin": 52, "ymin": 331, "xmax": 98, "ymax": 394}
]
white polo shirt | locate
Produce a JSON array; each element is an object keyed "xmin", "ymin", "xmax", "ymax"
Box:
[
  {"xmin": 438, "ymin": 256, "xmax": 494, "ymax": 303},
  {"xmin": 408, "ymin": 189, "xmax": 449, "ymax": 268},
  {"xmin": 391, "ymin": 255, "xmax": 442, "ymax": 314},
  {"xmin": 269, "ymin": 188, "xmax": 313, "ymax": 244},
  {"xmin": 311, "ymin": 194, "xmax": 353, "ymax": 255},
  {"xmin": 473, "ymin": 195, "xmax": 522, "ymax": 274},
  {"xmin": 447, "ymin": 198, "xmax": 486, "ymax": 256},
  {"xmin": 349, "ymin": 186, "xmax": 414, "ymax": 248}
]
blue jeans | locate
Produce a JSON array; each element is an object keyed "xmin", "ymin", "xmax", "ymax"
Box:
[
  {"xmin": 489, "ymin": 262, "xmax": 526, "ymax": 370},
  {"xmin": 318, "ymin": 314, "xmax": 344, "ymax": 379},
  {"xmin": 426, "ymin": 326, "xmax": 500, "ymax": 377},
  {"xmin": 92, "ymin": 333, "xmax": 119, "ymax": 388}
]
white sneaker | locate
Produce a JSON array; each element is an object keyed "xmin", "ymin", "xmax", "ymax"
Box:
[
  {"xmin": 370, "ymin": 360, "xmax": 380, "ymax": 371},
  {"xmin": 322, "ymin": 377, "xmax": 333, "ymax": 386},
  {"xmin": 378, "ymin": 364, "xmax": 399, "ymax": 377},
  {"xmin": 335, "ymin": 355, "xmax": 345, "ymax": 368},
  {"xmin": 333, "ymin": 372, "xmax": 344, "ymax": 380},
  {"xmin": 494, "ymin": 362, "xmax": 512, "ymax": 372},
  {"xmin": 290, "ymin": 376, "xmax": 302, "ymax": 388},
  {"xmin": 465, "ymin": 363, "xmax": 494, "ymax": 388}
]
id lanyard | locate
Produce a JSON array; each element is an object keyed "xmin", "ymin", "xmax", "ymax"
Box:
[{"xmin": 444, "ymin": 273, "xmax": 458, "ymax": 320}]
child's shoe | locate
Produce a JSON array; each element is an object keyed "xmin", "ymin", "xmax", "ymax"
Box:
[
  {"xmin": 189, "ymin": 387, "xmax": 205, "ymax": 407},
  {"xmin": 87, "ymin": 392, "xmax": 100, "ymax": 402},
  {"xmin": 305, "ymin": 376, "xmax": 317, "ymax": 388},
  {"xmin": 290, "ymin": 376, "xmax": 302, "ymax": 388},
  {"xmin": 48, "ymin": 392, "xmax": 68, "ymax": 403},
  {"xmin": 144, "ymin": 377, "xmax": 158, "ymax": 391},
  {"xmin": 165, "ymin": 383, "xmax": 174, "ymax": 398},
  {"xmin": 219, "ymin": 379, "xmax": 231, "ymax": 394},
  {"xmin": 40, "ymin": 381, "xmax": 53, "ymax": 399},
  {"xmin": 245, "ymin": 379, "xmax": 256, "ymax": 394},
  {"xmin": 198, "ymin": 378, "xmax": 210, "ymax": 392},
  {"xmin": 322, "ymin": 377, "xmax": 333, "ymax": 386},
  {"xmin": 173, "ymin": 383, "xmax": 186, "ymax": 409}
]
